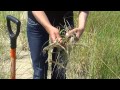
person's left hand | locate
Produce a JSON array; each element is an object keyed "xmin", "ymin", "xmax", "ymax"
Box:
[{"xmin": 66, "ymin": 28, "xmax": 84, "ymax": 42}]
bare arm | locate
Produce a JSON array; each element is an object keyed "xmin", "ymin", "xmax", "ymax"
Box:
[
  {"xmin": 66, "ymin": 11, "xmax": 89, "ymax": 41},
  {"xmin": 77, "ymin": 11, "xmax": 89, "ymax": 37},
  {"xmin": 32, "ymin": 11, "xmax": 62, "ymax": 43},
  {"xmin": 32, "ymin": 11, "xmax": 54, "ymax": 33},
  {"xmin": 79, "ymin": 11, "xmax": 89, "ymax": 29}
]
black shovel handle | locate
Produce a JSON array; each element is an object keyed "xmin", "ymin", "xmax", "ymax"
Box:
[{"xmin": 6, "ymin": 15, "xmax": 21, "ymax": 49}]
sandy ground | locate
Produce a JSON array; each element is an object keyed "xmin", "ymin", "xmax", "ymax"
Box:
[
  {"xmin": 0, "ymin": 50, "xmax": 33, "ymax": 79},
  {"xmin": 16, "ymin": 51, "xmax": 33, "ymax": 79},
  {"xmin": 15, "ymin": 50, "xmax": 51, "ymax": 79},
  {"xmin": 1, "ymin": 50, "xmax": 51, "ymax": 79}
]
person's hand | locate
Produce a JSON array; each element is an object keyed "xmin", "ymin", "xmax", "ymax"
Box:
[
  {"xmin": 66, "ymin": 27, "xmax": 84, "ymax": 42},
  {"xmin": 48, "ymin": 26, "xmax": 62, "ymax": 44}
]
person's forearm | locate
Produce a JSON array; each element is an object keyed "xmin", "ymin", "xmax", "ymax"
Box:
[
  {"xmin": 32, "ymin": 11, "xmax": 62, "ymax": 43},
  {"xmin": 32, "ymin": 11, "xmax": 53, "ymax": 33},
  {"xmin": 78, "ymin": 11, "xmax": 89, "ymax": 30}
]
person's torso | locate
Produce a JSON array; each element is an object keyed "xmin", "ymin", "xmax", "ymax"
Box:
[{"xmin": 28, "ymin": 11, "xmax": 73, "ymax": 26}]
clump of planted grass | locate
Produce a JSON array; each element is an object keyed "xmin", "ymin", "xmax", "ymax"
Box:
[{"xmin": 43, "ymin": 20, "xmax": 75, "ymax": 68}]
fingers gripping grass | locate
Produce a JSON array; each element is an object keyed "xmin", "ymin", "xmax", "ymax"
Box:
[{"xmin": 43, "ymin": 22, "xmax": 77, "ymax": 69}]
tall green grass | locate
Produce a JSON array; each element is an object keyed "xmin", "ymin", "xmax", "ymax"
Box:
[
  {"xmin": 67, "ymin": 11, "xmax": 120, "ymax": 79},
  {"xmin": 0, "ymin": 11, "xmax": 120, "ymax": 79}
]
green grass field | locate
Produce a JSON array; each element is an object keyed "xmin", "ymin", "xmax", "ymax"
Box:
[{"xmin": 0, "ymin": 11, "xmax": 120, "ymax": 79}]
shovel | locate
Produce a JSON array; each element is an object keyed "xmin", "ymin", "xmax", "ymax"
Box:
[{"xmin": 6, "ymin": 15, "xmax": 21, "ymax": 79}]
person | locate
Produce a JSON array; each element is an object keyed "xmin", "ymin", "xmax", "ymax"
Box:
[{"xmin": 27, "ymin": 11, "xmax": 89, "ymax": 79}]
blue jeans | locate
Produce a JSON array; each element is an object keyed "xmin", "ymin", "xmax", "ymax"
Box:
[{"xmin": 27, "ymin": 17, "xmax": 74, "ymax": 79}]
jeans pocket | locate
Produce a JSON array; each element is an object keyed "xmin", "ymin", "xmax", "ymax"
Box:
[
  {"xmin": 27, "ymin": 18, "xmax": 47, "ymax": 35},
  {"xmin": 27, "ymin": 18, "xmax": 40, "ymax": 31},
  {"xmin": 27, "ymin": 18, "xmax": 39, "ymax": 26}
]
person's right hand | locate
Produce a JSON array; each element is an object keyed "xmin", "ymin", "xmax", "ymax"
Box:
[{"xmin": 47, "ymin": 26, "xmax": 62, "ymax": 44}]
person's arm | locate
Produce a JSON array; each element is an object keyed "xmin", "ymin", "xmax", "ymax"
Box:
[
  {"xmin": 77, "ymin": 11, "xmax": 89, "ymax": 38},
  {"xmin": 32, "ymin": 11, "xmax": 62, "ymax": 43},
  {"xmin": 66, "ymin": 11, "xmax": 89, "ymax": 41}
]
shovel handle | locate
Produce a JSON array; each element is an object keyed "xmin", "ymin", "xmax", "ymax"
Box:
[
  {"xmin": 7, "ymin": 15, "xmax": 21, "ymax": 49},
  {"xmin": 10, "ymin": 49, "xmax": 16, "ymax": 79},
  {"xmin": 6, "ymin": 15, "xmax": 21, "ymax": 79}
]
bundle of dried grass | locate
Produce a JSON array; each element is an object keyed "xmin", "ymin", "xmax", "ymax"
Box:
[{"xmin": 43, "ymin": 20, "xmax": 78, "ymax": 69}]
